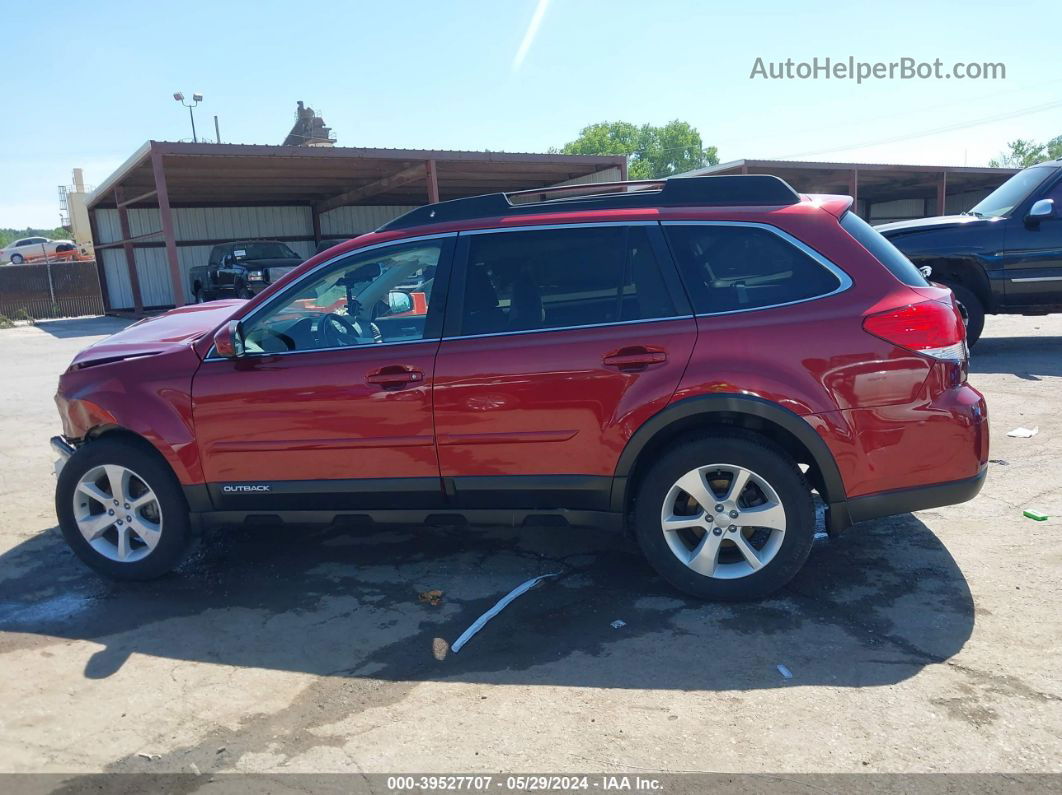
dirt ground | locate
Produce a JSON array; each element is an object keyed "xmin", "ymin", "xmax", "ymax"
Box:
[{"xmin": 0, "ymin": 313, "xmax": 1059, "ymax": 776}]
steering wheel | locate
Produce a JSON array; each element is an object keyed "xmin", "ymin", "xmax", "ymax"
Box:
[{"xmin": 317, "ymin": 312, "xmax": 361, "ymax": 348}]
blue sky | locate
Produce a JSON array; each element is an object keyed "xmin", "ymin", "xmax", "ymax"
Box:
[{"xmin": 3, "ymin": 0, "xmax": 1060, "ymax": 227}]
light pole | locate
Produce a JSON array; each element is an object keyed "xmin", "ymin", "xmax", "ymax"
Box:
[{"xmin": 173, "ymin": 92, "xmax": 204, "ymax": 143}]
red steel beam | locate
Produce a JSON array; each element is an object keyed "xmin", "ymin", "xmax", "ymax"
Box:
[
  {"xmin": 311, "ymin": 204, "xmax": 322, "ymax": 247},
  {"xmin": 425, "ymin": 159, "xmax": 440, "ymax": 204},
  {"xmin": 113, "ymin": 187, "xmax": 145, "ymax": 315},
  {"xmin": 150, "ymin": 147, "xmax": 187, "ymax": 306},
  {"xmin": 117, "ymin": 188, "xmax": 158, "ymax": 208}
]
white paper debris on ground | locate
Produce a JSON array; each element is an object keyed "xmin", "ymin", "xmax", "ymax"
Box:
[
  {"xmin": 450, "ymin": 572, "xmax": 561, "ymax": 653},
  {"xmin": 777, "ymin": 664, "xmax": 794, "ymax": 680},
  {"xmin": 1007, "ymin": 426, "xmax": 1039, "ymax": 438},
  {"xmin": 610, "ymin": 619, "xmax": 627, "ymax": 629}
]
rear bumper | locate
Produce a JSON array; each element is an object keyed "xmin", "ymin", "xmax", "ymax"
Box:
[{"xmin": 847, "ymin": 464, "xmax": 987, "ymax": 525}]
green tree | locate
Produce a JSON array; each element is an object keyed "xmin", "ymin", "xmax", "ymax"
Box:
[
  {"xmin": 0, "ymin": 227, "xmax": 70, "ymax": 249},
  {"xmin": 988, "ymin": 136, "xmax": 1062, "ymax": 168},
  {"xmin": 555, "ymin": 120, "xmax": 719, "ymax": 179},
  {"xmin": 1047, "ymin": 135, "xmax": 1062, "ymax": 161}
]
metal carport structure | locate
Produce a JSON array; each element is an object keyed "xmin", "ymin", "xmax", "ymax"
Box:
[
  {"xmin": 86, "ymin": 141, "xmax": 626, "ymax": 312},
  {"xmin": 684, "ymin": 159, "xmax": 1017, "ymax": 224}
]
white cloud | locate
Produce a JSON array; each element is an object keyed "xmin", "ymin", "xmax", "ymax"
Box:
[{"xmin": 512, "ymin": 0, "xmax": 550, "ymax": 72}]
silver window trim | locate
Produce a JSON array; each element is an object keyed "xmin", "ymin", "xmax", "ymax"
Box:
[
  {"xmin": 661, "ymin": 220, "xmax": 853, "ymax": 318},
  {"xmin": 203, "ymin": 231, "xmax": 456, "ymax": 362}
]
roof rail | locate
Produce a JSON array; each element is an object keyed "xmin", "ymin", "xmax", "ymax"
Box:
[{"xmin": 377, "ymin": 175, "xmax": 802, "ymax": 232}]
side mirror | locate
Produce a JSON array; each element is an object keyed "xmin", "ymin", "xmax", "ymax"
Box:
[
  {"xmin": 213, "ymin": 320, "xmax": 245, "ymax": 358},
  {"xmin": 387, "ymin": 290, "xmax": 414, "ymax": 315},
  {"xmin": 1027, "ymin": 198, "xmax": 1055, "ymax": 224}
]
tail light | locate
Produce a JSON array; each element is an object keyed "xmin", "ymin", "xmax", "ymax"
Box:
[{"xmin": 863, "ymin": 299, "xmax": 968, "ymax": 382}]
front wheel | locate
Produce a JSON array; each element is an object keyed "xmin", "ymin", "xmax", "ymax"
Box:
[
  {"xmin": 632, "ymin": 433, "xmax": 815, "ymax": 601},
  {"xmin": 56, "ymin": 437, "xmax": 192, "ymax": 580}
]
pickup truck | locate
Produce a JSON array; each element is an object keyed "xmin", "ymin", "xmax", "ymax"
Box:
[
  {"xmin": 189, "ymin": 240, "xmax": 304, "ymax": 302},
  {"xmin": 877, "ymin": 158, "xmax": 1062, "ymax": 344}
]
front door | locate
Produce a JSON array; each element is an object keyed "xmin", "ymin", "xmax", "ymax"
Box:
[
  {"xmin": 192, "ymin": 235, "xmax": 454, "ymax": 512},
  {"xmin": 1003, "ymin": 174, "xmax": 1062, "ymax": 307},
  {"xmin": 432, "ymin": 223, "xmax": 696, "ymax": 511}
]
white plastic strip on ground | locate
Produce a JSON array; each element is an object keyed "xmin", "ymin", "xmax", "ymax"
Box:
[{"xmin": 450, "ymin": 572, "xmax": 561, "ymax": 653}]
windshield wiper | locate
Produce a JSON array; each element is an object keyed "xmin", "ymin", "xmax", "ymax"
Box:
[{"xmin": 962, "ymin": 210, "xmax": 986, "ymax": 218}]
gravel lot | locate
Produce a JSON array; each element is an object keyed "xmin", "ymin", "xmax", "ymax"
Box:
[{"xmin": 0, "ymin": 314, "xmax": 1059, "ymax": 776}]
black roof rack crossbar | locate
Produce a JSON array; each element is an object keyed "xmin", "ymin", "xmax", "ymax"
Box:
[{"xmin": 377, "ymin": 175, "xmax": 802, "ymax": 232}]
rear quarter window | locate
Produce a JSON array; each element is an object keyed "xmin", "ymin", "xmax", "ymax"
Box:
[
  {"xmin": 663, "ymin": 223, "xmax": 844, "ymax": 315},
  {"xmin": 841, "ymin": 212, "xmax": 929, "ymax": 287}
]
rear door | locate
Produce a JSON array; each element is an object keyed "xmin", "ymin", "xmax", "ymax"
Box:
[{"xmin": 432, "ymin": 222, "xmax": 696, "ymax": 511}]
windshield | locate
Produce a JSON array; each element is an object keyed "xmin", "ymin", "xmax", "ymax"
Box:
[
  {"xmin": 235, "ymin": 242, "xmax": 298, "ymax": 260},
  {"xmin": 968, "ymin": 166, "xmax": 1054, "ymax": 218}
]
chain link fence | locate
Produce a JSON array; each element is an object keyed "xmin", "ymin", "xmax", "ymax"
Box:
[{"xmin": 0, "ymin": 260, "xmax": 105, "ymax": 320}]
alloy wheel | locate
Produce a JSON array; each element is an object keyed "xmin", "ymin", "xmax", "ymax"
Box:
[
  {"xmin": 660, "ymin": 463, "xmax": 786, "ymax": 579},
  {"xmin": 73, "ymin": 464, "xmax": 163, "ymax": 563}
]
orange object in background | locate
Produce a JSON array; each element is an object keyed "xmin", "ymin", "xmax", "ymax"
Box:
[{"xmin": 393, "ymin": 291, "xmax": 428, "ymax": 317}]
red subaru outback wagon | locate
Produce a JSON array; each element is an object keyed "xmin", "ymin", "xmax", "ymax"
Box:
[{"xmin": 52, "ymin": 176, "xmax": 988, "ymax": 601}]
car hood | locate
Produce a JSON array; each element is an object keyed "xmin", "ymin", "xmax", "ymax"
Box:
[
  {"xmin": 69, "ymin": 300, "xmax": 244, "ymax": 369},
  {"xmin": 875, "ymin": 215, "xmax": 997, "ymax": 236}
]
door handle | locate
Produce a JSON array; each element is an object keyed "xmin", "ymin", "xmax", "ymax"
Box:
[
  {"xmin": 602, "ymin": 347, "xmax": 668, "ymax": 371},
  {"xmin": 367, "ymin": 366, "xmax": 424, "ymax": 387}
]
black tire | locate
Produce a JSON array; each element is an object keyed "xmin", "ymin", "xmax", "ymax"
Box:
[
  {"xmin": 193, "ymin": 285, "xmax": 204, "ymax": 303},
  {"xmin": 631, "ymin": 432, "xmax": 815, "ymax": 601},
  {"xmin": 10, "ymin": 253, "xmax": 23, "ymax": 264},
  {"xmin": 946, "ymin": 282, "xmax": 985, "ymax": 347},
  {"xmin": 55, "ymin": 436, "xmax": 192, "ymax": 580}
]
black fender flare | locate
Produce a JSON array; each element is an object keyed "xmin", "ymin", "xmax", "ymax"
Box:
[{"xmin": 611, "ymin": 394, "xmax": 849, "ymax": 527}]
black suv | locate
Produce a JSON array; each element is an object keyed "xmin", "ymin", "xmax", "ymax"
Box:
[
  {"xmin": 189, "ymin": 241, "xmax": 304, "ymax": 302},
  {"xmin": 877, "ymin": 159, "xmax": 1062, "ymax": 344}
]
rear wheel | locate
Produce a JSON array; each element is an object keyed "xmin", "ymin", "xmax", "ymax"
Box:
[
  {"xmin": 632, "ymin": 434, "xmax": 815, "ymax": 601},
  {"xmin": 56, "ymin": 437, "xmax": 192, "ymax": 580},
  {"xmin": 946, "ymin": 283, "xmax": 985, "ymax": 346},
  {"xmin": 10, "ymin": 253, "xmax": 23, "ymax": 264}
]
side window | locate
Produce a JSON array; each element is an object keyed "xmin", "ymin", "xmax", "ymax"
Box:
[
  {"xmin": 458, "ymin": 225, "xmax": 676, "ymax": 336},
  {"xmin": 840, "ymin": 212, "xmax": 928, "ymax": 287},
  {"xmin": 664, "ymin": 224, "xmax": 842, "ymax": 314},
  {"xmin": 208, "ymin": 247, "xmax": 221, "ymax": 267},
  {"xmin": 1042, "ymin": 177, "xmax": 1062, "ymax": 205},
  {"xmin": 241, "ymin": 239, "xmax": 446, "ymax": 354},
  {"xmin": 14, "ymin": 239, "xmax": 29, "ymax": 247}
]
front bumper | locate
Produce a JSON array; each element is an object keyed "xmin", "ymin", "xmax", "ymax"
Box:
[{"xmin": 51, "ymin": 435, "xmax": 75, "ymax": 477}]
